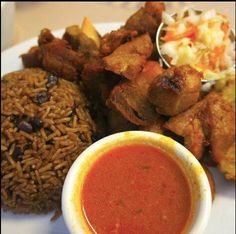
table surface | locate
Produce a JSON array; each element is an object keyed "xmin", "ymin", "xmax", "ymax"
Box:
[{"xmin": 13, "ymin": 2, "xmax": 235, "ymax": 44}]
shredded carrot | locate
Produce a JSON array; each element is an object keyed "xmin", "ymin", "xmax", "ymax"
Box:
[{"xmin": 162, "ymin": 23, "xmax": 197, "ymax": 42}]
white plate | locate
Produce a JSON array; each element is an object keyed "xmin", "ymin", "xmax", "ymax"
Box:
[{"xmin": 1, "ymin": 23, "xmax": 235, "ymax": 234}]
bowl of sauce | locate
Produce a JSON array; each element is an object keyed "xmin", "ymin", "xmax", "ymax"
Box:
[{"xmin": 62, "ymin": 131, "xmax": 212, "ymax": 234}]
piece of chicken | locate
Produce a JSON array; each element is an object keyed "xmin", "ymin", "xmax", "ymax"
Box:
[{"xmin": 148, "ymin": 65, "xmax": 202, "ymax": 116}]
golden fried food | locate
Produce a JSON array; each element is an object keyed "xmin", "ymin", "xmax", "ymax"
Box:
[
  {"xmin": 148, "ymin": 65, "xmax": 202, "ymax": 116},
  {"xmin": 21, "ymin": 29, "xmax": 86, "ymax": 81},
  {"xmin": 100, "ymin": 29, "xmax": 138, "ymax": 56},
  {"xmin": 165, "ymin": 92, "xmax": 235, "ymax": 180},
  {"xmin": 207, "ymin": 94, "xmax": 235, "ymax": 180},
  {"xmin": 103, "ymin": 34, "xmax": 153, "ymax": 80},
  {"xmin": 214, "ymin": 73, "xmax": 235, "ymax": 109},
  {"xmin": 107, "ymin": 61, "xmax": 163, "ymax": 126},
  {"xmin": 107, "ymin": 81, "xmax": 157, "ymax": 126},
  {"xmin": 125, "ymin": 2, "xmax": 165, "ymax": 40}
]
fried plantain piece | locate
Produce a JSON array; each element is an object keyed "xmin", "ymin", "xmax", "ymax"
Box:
[
  {"xmin": 148, "ymin": 65, "xmax": 202, "ymax": 116},
  {"xmin": 103, "ymin": 34, "xmax": 153, "ymax": 80},
  {"xmin": 100, "ymin": 28, "xmax": 138, "ymax": 56},
  {"xmin": 125, "ymin": 2, "xmax": 165, "ymax": 40},
  {"xmin": 165, "ymin": 92, "xmax": 235, "ymax": 180}
]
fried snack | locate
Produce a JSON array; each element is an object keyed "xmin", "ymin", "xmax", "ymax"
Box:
[
  {"xmin": 165, "ymin": 92, "xmax": 235, "ymax": 180},
  {"xmin": 103, "ymin": 34, "xmax": 153, "ymax": 80},
  {"xmin": 134, "ymin": 61, "xmax": 164, "ymax": 96},
  {"xmin": 125, "ymin": 2, "xmax": 165, "ymax": 40},
  {"xmin": 148, "ymin": 65, "xmax": 202, "ymax": 116},
  {"xmin": 100, "ymin": 28, "xmax": 138, "ymax": 56},
  {"xmin": 81, "ymin": 17, "xmax": 101, "ymax": 48},
  {"xmin": 107, "ymin": 81, "xmax": 157, "ymax": 126},
  {"xmin": 107, "ymin": 61, "xmax": 163, "ymax": 126},
  {"xmin": 21, "ymin": 29, "xmax": 85, "ymax": 81},
  {"xmin": 207, "ymin": 94, "xmax": 235, "ymax": 180},
  {"xmin": 107, "ymin": 109, "xmax": 137, "ymax": 134},
  {"xmin": 21, "ymin": 46, "xmax": 42, "ymax": 68}
]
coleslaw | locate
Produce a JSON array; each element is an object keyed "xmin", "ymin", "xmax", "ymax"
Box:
[{"xmin": 160, "ymin": 8, "xmax": 235, "ymax": 81}]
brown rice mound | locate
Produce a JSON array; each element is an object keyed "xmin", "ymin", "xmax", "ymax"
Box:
[{"xmin": 1, "ymin": 68, "xmax": 96, "ymax": 213}]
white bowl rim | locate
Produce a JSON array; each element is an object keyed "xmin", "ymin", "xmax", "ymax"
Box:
[{"xmin": 62, "ymin": 131, "xmax": 212, "ymax": 234}]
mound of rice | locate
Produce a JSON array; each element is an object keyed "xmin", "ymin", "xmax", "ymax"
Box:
[{"xmin": 1, "ymin": 68, "xmax": 96, "ymax": 213}]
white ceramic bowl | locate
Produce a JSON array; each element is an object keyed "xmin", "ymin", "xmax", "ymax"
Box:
[
  {"xmin": 62, "ymin": 131, "xmax": 212, "ymax": 234},
  {"xmin": 1, "ymin": 2, "xmax": 15, "ymax": 51}
]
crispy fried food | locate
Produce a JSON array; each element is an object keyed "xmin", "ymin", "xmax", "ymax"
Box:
[
  {"xmin": 103, "ymin": 34, "xmax": 153, "ymax": 80},
  {"xmin": 125, "ymin": 2, "xmax": 165, "ymax": 40},
  {"xmin": 107, "ymin": 61, "xmax": 163, "ymax": 126},
  {"xmin": 100, "ymin": 28, "xmax": 138, "ymax": 56},
  {"xmin": 214, "ymin": 73, "xmax": 235, "ymax": 109},
  {"xmin": 207, "ymin": 94, "xmax": 235, "ymax": 180},
  {"xmin": 165, "ymin": 92, "xmax": 235, "ymax": 179},
  {"xmin": 21, "ymin": 46, "xmax": 42, "ymax": 68},
  {"xmin": 134, "ymin": 61, "xmax": 164, "ymax": 96},
  {"xmin": 63, "ymin": 25, "xmax": 100, "ymax": 58},
  {"xmin": 140, "ymin": 119, "xmax": 165, "ymax": 134},
  {"xmin": 148, "ymin": 65, "xmax": 202, "ymax": 116},
  {"xmin": 107, "ymin": 109, "xmax": 137, "ymax": 133},
  {"xmin": 40, "ymin": 38, "xmax": 85, "ymax": 81},
  {"xmin": 21, "ymin": 29, "xmax": 86, "ymax": 81},
  {"xmin": 107, "ymin": 81, "xmax": 157, "ymax": 126},
  {"xmin": 202, "ymin": 165, "xmax": 216, "ymax": 201}
]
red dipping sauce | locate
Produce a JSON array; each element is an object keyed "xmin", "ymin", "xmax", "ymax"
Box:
[{"xmin": 81, "ymin": 144, "xmax": 192, "ymax": 234}]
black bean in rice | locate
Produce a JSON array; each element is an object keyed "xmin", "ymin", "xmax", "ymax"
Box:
[{"xmin": 1, "ymin": 68, "xmax": 96, "ymax": 214}]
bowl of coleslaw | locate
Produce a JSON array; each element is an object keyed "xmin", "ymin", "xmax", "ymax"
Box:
[{"xmin": 156, "ymin": 8, "xmax": 235, "ymax": 82}]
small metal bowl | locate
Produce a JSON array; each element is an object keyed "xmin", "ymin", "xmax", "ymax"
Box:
[{"xmin": 156, "ymin": 10, "xmax": 235, "ymax": 82}]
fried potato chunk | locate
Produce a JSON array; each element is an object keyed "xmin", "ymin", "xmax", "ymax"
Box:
[
  {"xmin": 148, "ymin": 65, "xmax": 202, "ymax": 116},
  {"xmin": 103, "ymin": 34, "xmax": 153, "ymax": 80},
  {"xmin": 165, "ymin": 92, "xmax": 235, "ymax": 180}
]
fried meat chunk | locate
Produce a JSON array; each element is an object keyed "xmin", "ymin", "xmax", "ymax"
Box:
[
  {"xmin": 107, "ymin": 81, "xmax": 157, "ymax": 126},
  {"xmin": 21, "ymin": 29, "xmax": 85, "ymax": 81},
  {"xmin": 125, "ymin": 2, "xmax": 165, "ymax": 40},
  {"xmin": 148, "ymin": 65, "xmax": 202, "ymax": 116},
  {"xmin": 107, "ymin": 61, "xmax": 163, "ymax": 126},
  {"xmin": 164, "ymin": 92, "xmax": 235, "ymax": 179},
  {"xmin": 100, "ymin": 29, "xmax": 138, "ymax": 56},
  {"xmin": 103, "ymin": 34, "xmax": 153, "ymax": 80}
]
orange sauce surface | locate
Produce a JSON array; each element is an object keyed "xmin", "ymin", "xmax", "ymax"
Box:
[{"xmin": 82, "ymin": 144, "xmax": 192, "ymax": 234}]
